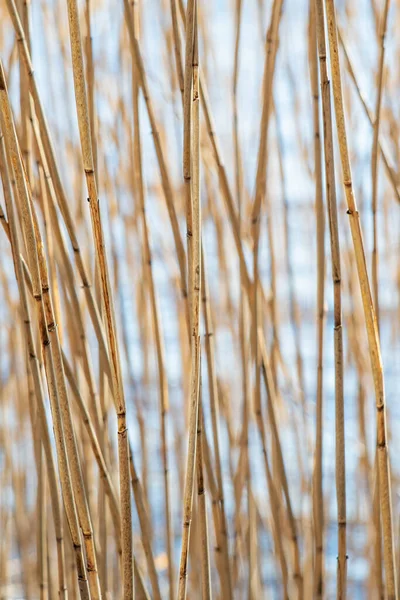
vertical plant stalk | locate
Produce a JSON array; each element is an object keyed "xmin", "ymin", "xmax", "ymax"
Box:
[
  {"xmin": 17, "ymin": 0, "xmax": 33, "ymax": 187},
  {"xmin": 183, "ymin": 0, "xmax": 196, "ymax": 335},
  {"xmin": 196, "ymin": 383, "xmax": 212, "ymax": 600},
  {"xmin": 309, "ymin": 2, "xmax": 326, "ymax": 596},
  {"xmin": 178, "ymin": 5, "xmax": 201, "ymax": 595},
  {"xmin": 37, "ymin": 444, "xmax": 48, "ymax": 600},
  {"xmin": 314, "ymin": 0, "xmax": 346, "ymax": 595},
  {"xmin": 324, "ymin": 1, "xmax": 397, "ymax": 596},
  {"xmin": 64, "ymin": 0, "xmax": 133, "ymax": 596},
  {"xmin": 371, "ymin": 0, "xmax": 390, "ymax": 332}
]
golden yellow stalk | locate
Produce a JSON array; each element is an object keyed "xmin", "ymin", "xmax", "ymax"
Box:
[{"xmin": 324, "ymin": 0, "xmax": 397, "ymax": 596}]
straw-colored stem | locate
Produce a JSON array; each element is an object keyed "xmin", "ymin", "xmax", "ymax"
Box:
[
  {"xmin": 309, "ymin": 2, "xmax": 325, "ymax": 595},
  {"xmin": 371, "ymin": 0, "xmax": 390, "ymax": 332},
  {"xmin": 315, "ymin": 0, "xmax": 347, "ymax": 595},
  {"xmin": 64, "ymin": 0, "xmax": 133, "ymax": 594},
  {"xmin": 324, "ymin": 1, "xmax": 397, "ymax": 596},
  {"xmin": 196, "ymin": 389, "xmax": 212, "ymax": 600},
  {"xmin": 177, "ymin": 15, "xmax": 201, "ymax": 593}
]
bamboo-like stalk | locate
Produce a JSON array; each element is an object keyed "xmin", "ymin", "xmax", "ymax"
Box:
[
  {"xmin": 37, "ymin": 444, "xmax": 48, "ymax": 600},
  {"xmin": 314, "ymin": 1, "xmax": 346, "ymax": 595},
  {"xmin": 308, "ymin": 2, "xmax": 325, "ymax": 595},
  {"xmin": 324, "ymin": 1, "xmax": 397, "ymax": 596},
  {"xmin": 196, "ymin": 383, "xmax": 212, "ymax": 600},
  {"xmin": 17, "ymin": 0, "xmax": 33, "ymax": 188},
  {"xmin": 64, "ymin": 0, "xmax": 134, "ymax": 595},
  {"xmin": 371, "ymin": 0, "xmax": 390, "ymax": 332},
  {"xmin": 178, "ymin": 6, "xmax": 201, "ymax": 593}
]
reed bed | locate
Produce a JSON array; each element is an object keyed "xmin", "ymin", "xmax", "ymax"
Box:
[{"xmin": 1, "ymin": 0, "xmax": 400, "ymax": 598}]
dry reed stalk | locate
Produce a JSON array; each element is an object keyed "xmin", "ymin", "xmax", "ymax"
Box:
[
  {"xmin": 182, "ymin": 0, "xmax": 196, "ymax": 337},
  {"xmin": 308, "ymin": 3, "xmax": 325, "ymax": 595},
  {"xmin": 64, "ymin": 0, "xmax": 134, "ymax": 594},
  {"xmin": 178, "ymin": 5, "xmax": 202, "ymax": 594},
  {"xmin": 196, "ymin": 383, "xmax": 212, "ymax": 600},
  {"xmin": 371, "ymin": 0, "xmax": 390, "ymax": 332},
  {"xmin": 324, "ymin": 0, "xmax": 397, "ymax": 596},
  {"xmin": 37, "ymin": 444, "xmax": 48, "ymax": 600},
  {"xmin": 84, "ymin": 0, "xmax": 97, "ymax": 181},
  {"xmin": 314, "ymin": 0, "xmax": 347, "ymax": 595},
  {"xmin": 17, "ymin": 0, "xmax": 33, "ymax": 187}
]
